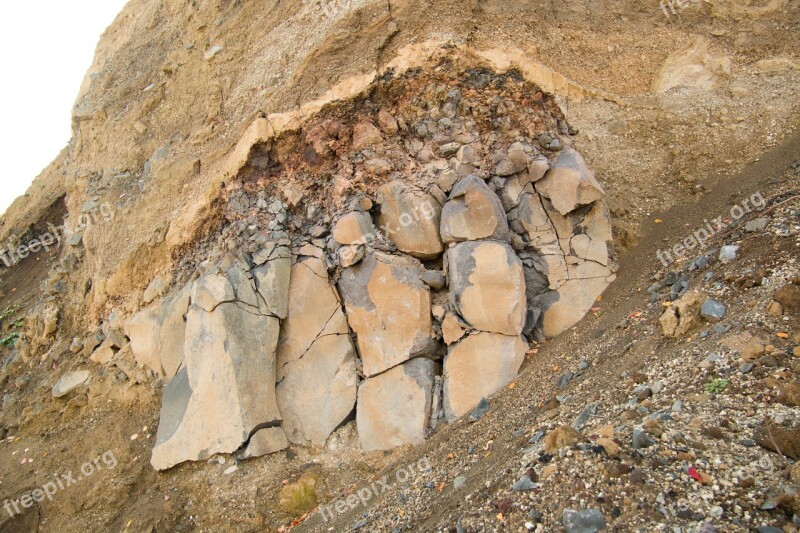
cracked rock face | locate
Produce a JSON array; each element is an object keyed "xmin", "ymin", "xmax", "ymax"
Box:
[
  {"xmin": 338, "ymin": 253, "xmax": 437, "ymax": 377},
  {"xmin": 276, "ymin": 258, "xmax": 357, "ymax": 446},
  {"xmin": 150, "ymin": 252, "xmax": 290, "ymax": 470},
  {"xmin": 376, "ymin": 181, "xmax": 443, "ymax": 260},
  {"xmin": 447, "ymin": 241, "xmax": 527, "ymax": 336},
  {"xmin": 535, "ymin": 149, "xmax": 605, "ymax": 216},
  {"xmin": 440, "ymin": 175, "xmax": 510, "ymax": 244},
  {"xmin": 443, "ymin": 332, "xmax": 527, "ymax": 421},
  {"xmin": 124, "ymin": 282, "xmax": 191, "ymax": 379},
  {"xmin": 356, "ymin": 358, "xmax": 436, "ymax": 452},
  {"xmin": 136, "ymin": 64, "xmax": 618, "ymax": 464}
]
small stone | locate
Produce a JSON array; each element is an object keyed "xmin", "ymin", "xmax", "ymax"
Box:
[
  {"xmin": 204, "ymin": 45, "xmax": 223, "ymax": 60},
  {"xmin": 338, "ymin": 245, "xmax": 365, "ymax": 267},
  {"xmin": 468, "ymin": 398, "xmax": 490, "ymax": 423},
  {"xmin": 745, "ymin": 218, "xmax": 769, "ymax": 232},
  {"xmin": 544, "ymin": 426, "xmax": 582, "ymax": 453},
  {"xmin": 572, "ymin": 401, "xmax": 599, "ymax": 431},
  {"xmin": 558, "ymin": 372, "xmax": 574, "ymax": 389},
  {"xmin": 766, "ymin": 300, "xmax": 784, "ymax": 316},
  {"xmin": 632, "ymin": 428, "xmax": 656, "ymax": 449},
  {"xmin": 69, "ymin": 338, "xmax": 83, "ymax": 354},
  {"xmin": 52, "ymin": 371, "xmax": 90, "ymax": 398},
  {"xmin": 701, "ymin": 299, "xmax": 727, "ymax": 322},
  {"xmin": 563, "ymin": 508, "xmax": 606, "ymax": 533},
  {"xmin": 512, "ymin": 475, "xmax": 537, "ymax": 491},
  {"xmin": 596, "ymin": 438, "xmax": 619, "ymax": 457},
  {"xmin": 739, "ymin": 362, "xmax": 755, "ymax": 373},
  {"xmin": 719, "ymin": 245, "xmax": 739, "ymax": 263},
  {"xmin": 454, "ymin": 476, "xmax": 467, "ymax": 490},
  {"xmin": 420, "ymin": 270, "xmax": 446, "ymax": 290}
]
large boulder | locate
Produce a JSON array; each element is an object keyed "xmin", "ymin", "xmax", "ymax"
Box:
[
  {"xmin": 357, "ymin": 358, "xmax": 436, "ymax": 451},
  {"xmin": 124, "ymin": 282, "xmax": 192, "ymax": 379},
  {"xmin": 535, "ymin": 273, "xmax": 614, "ymax": 338},
  {"xmin": 338, "ymin": 253, "xmax": 437, "ymax": 377},
  {"xmin": 443, "ymin": 332, "xmax": 527, "ymax": 421},
  {"xmin": 535, "ymin": 149, "xmax": 605, "ymax": 215},
  {"xmin": 447, "ymin": 241, "xmax": 526, "ymax": 336},
  {"xmin": 440, "ymin": 175, "xmax": 510, "ymax": 243},
  {"xmin": 376, "ymin": 181, "xmax": 443, "ymax": 259},
  {"xmin": 276, "ymin": 258, "xmax": 357, "ymax": 446},
  {"xmin": 150, "ymin": 267, "xmax": 289, "ymax": 470}
]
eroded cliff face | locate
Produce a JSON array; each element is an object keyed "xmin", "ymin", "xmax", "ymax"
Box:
[
  {"xmin": 0, "ymin": 0, "xmax": 799, "ymax": 530},
  {"xmin": 106, "ymin": 59, "xmax": 618, "ymax": 469}
]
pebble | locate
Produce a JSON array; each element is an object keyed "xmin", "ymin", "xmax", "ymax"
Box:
[
  {"xmin": 701, "ymin": 299, "xmax": 727, "ymax": 321},
  {"xmin": 223, "ymin": 465, "xmax": 238, "ymax": 475},
  {"xmin": 512, "ymin": 475, "xmax": 537, "ymax": 491},
  {"xmin": 468, "ymin": 398, "xmax": 490, "ymax": 422},
  {"xmin": 632, "ymin": 428, "xmax": 656, "ymax": 449},
  {"xmin": 562, "ymin": 508, "xmax": 606, "ymax": 533},
  {"xmin": 719, "ymin": 245, "xmax": 739, "ymax": 263},
  {"xmin": 571, "ymin": 402, "xmax": 599, "ymax": 431},
  {"xmin": 745, "ymin": 218, "xmax": 770, "ymax": 232},
  {"xmin": 739, "ymin": 362, "xmax": 755, "ymax": 373},
  {"xmin": 558, "ymin": 372, "xmax": 575, "ymax": 389},
  {"xmin": 454, "ymin": 476, "xmax": 467, "ymax": 489}
]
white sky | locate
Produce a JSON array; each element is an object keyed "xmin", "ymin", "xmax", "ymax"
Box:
[{"xmin": 0, "ymin": 0, "xmax": 128, "ymax": 216}]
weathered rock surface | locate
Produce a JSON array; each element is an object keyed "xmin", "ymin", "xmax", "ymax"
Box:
[
  {"xmin": 239, "ymin": 427, "xmax": 289, "ymax": 460},
  {"xmin": 535, "ymin": 149, "xmax": 605, "ymax": 215},
  {"xmin": 124, "ymin": 283, "xmax": 192, "ymax": 379},
  {"xmin": 660, "ymin": 291, "xmax": 704, "ymax": 337},
  {"xmin": 339, "ymin": 253, "xmax": 437, "ymax": 377},
  {"xmin": 515, "ymin": 192, "xmax": 615, "ymax": 337},
  {"xmin": 440, "ymin": 175, "xmax": 510, "ymax": 243},
  {"xmin": 333, "ymin": 212, "xmax": 375, "ymax": 246},
  {"xmin": 443, "ymin": 332, "xmax": 527, "ymax": 421},
  {"xmin": 252, "ymin": 244, "xmax": 291, "ymax": 319},
  {"xmin": 52, "ymin": 370, "xmax": 90, "ymax": 398},
  {"xmin": 447, "ymin": 241, "xmax": 526, "ymax": 336},
  {"xmin": 376, "ymin": 181, "xmax": 443, "ymax": 259},
  {"xmin": 357, "ymin": 358, "xmax": 436, "ymax": 451},
  {"xmin": 150, "ymin": 268, "xmax": 288, "ymax": 471},
  {"xmin": 276, "ymin": 258, "xmax": 357, "ymax": 446}
]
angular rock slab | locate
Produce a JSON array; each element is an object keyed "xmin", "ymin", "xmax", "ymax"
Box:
[
  {"xmin": 443, "ymin": 332, "xmax": 527, "ymax": 421},
  {"xmin": 440, "ymin": 175, "xmax": 509, "ymax": 243},
  {"xmin": 535, "ymin": 149, "xmax": 605, "ymax": 215},
  {"xmin": 376, "ymin": 181, "xmax": 443, "ymax": 260},
  {"xmin": 151, "ymin": 273, "xmax": 287, "ymax": 470},
  {"xmin": 252, "ymin": 245, "xmax": 291, "ymax": 319},
  {"xmin": 276, "ymin": 258, "xmax": 357, "ymax": 446},
  {"xmin": 124, "ymin": 282, "xmax": 192, "ymax": 379},
  {"xmin": 339, "ymin": 253, "xmax": 437, "ymax": 377},
  {"xmin": 240, "ymin": 427, "xmax": 289, "ymax": 460},
  {"xmin": 536, "ymin": 270, "xmax": 615, "ymax": 338},
  {"xmin": 333, "ymin": 212, "xmax": 375, "ymax": 246},
  {"xmin": 357, "ymin": 358, "xmax": 436, "ymax": 452},
  {"xmin": 447, "ymin": 241, "xmax": 526, "ymax": 336}
]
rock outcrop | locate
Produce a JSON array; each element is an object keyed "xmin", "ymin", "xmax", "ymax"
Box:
[
  {"xmin": 150, "ymin": 250, "xmax": 291, "ymax": 470},
  {"xmin": 338, "ymin": 253, "xmax": 437, "ymax": 377},
  {"xmin": 103, "ymin": 62, "xmax": 618, "ymax": 464},
  {"xmin": 443, "ymin": 333, "xmax": 527, "ymax": 421},
  {"xmin": 357, "ymin": 358, "xmax": 436, "ymax": 452},
  {"xmin": 276, "ymin": 257, "xmax": 357, "ymax": 447}
]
